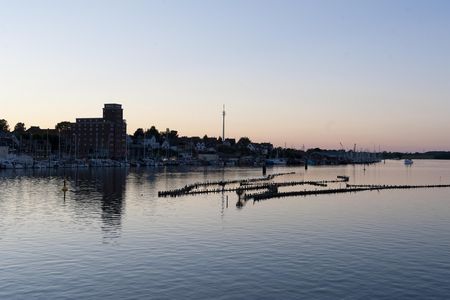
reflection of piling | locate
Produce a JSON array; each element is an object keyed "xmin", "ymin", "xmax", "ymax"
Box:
[
  {"xmin": 262, "ymin": 165, "xmax": 267, "ymax": 176},
  {"xmin": 236, "ymin": 188, "xmax": 244, "ymax": 200},
  {"xmin": 219, "ymin": 181, "xmax": 226, "ymax": 192},
  {"xmin": 236, "ymin": 199, "xmax": 244, "ymax": 208}
]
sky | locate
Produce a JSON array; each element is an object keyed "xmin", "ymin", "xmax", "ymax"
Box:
[{"xmin": 1, "ymin": 0, "xmax": 450, "ymax": 152}]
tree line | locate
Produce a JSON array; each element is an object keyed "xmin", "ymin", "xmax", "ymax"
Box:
[{"xmin": 0, "ymin": 119, "xmax": 72, "ymax": 135}]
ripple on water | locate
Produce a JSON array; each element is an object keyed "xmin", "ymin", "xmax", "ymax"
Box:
[{"xmin": 1, "ymin": 162, "xmax": 450, "ymax": 299}]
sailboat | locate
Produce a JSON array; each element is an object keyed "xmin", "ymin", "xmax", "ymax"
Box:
[{"xmin": 266, "ymin": 149, "xmax": 287, "ymax": 165}]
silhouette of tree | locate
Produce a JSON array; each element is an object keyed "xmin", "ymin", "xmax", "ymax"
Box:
[
  {"xmin": 133, "ymin": 128, "xmax": 144, "ymax": 139},
  {"xmin": 168, "ymin": 130, "xmax": 178, "ymax": 140},
  {"xmin": 14, "ymin": 122, "xmax": 26, "ymax": 134},
  {"xmin": 145, "ymin": 126, "xmax": 160, "ymax": 138},
  {"xmin": 237, "ymin": 137, "xmax": 251, "ymax": 147},
  {"xmin": 0, "ymin": 119, "xmax": 9, "ymax": 132},
  {"xmin": 55, "ymin": 121, "xmax": 71, "ymax": 131}
]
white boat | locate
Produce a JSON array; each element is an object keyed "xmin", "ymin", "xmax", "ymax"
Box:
[
  {"xmin": 404, "ymin": 159, "xmax": 413, "ymax": 165},
  {"xmin": 266, "ymin": 158, "xmax": 287, "ymax": 166},
  {"xmin": 13, "ymin": 163, "xmax": 24, "ymax": 169}
]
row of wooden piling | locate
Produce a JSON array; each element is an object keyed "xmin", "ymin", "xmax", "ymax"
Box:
[
  {"xmin": 158, "ymin": 177, "xmax": 348, "ymax": 198},
  {"xmin": 243, "ymin": 184, "xmax": 450, "ymax": 201},
  {"xmin": 157, "ymin": 172, "xmax": 295, "ymax": 197},
  {"xmin": 158, "ymin": 171, "xmax": 450, "ymax": 202},
  {"xmin": 346, "ymin": 183, "xmax": 450, "ymax": 189}
]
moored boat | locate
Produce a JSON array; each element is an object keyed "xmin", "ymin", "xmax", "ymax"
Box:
[{"xmin": 404, "ymin": 159, "xmax": 413, "ymax": 165}]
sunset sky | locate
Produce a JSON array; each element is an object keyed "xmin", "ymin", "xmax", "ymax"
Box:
[{"xmin": 1, "ymin": 0, "xmax": 450, "ymax": 151}]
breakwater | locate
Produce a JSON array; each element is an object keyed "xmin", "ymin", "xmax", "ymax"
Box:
[
  {"xmin": 244, "ymin": 184, "xmax": 450, "ymax": 201},
  {"xmin": 158, "ymin": 173, "xmax": 450, "ymax": 202},
  {"xmin": 158, "ymin": 179, "xmax": 348, "ymax": 197},
  {"xmin": 157, "ymin": 171, "xmax": 295, "ymax": 197},
  {"xmin": 158, "ymin": 173, "xmax": 349, "ymax": 198},
  {"xmin": 157, "ymin": 172, "xmax": 294, "ymax": 197}
]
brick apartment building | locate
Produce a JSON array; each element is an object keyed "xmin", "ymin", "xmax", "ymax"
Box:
[{"xmin": 73, "ymin": 104, "xmax": 127, "ymax": 160}]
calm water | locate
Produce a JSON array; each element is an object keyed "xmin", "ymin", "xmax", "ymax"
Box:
[{"xmin": 1, "ymin": 160, "xmax": 450, "ymax": 299}]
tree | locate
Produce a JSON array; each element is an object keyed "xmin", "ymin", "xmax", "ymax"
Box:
[
  {"xmin": 0, "ymin": 119, "xmax": 9, "ymax": 132},
  {"xmin": 160, "ymin": 128, "xmax": 178, "ymax": 142},
  {"xmin": 55, "ymin": 121, "xmax": 71, "ymax": 131},
  {"xmin": 237, "ymin": 137, "xmax": 252, "ymax": 147},
  {"xmin": 306, "ymin": 148, "xmax": 323, "ymax": 154},
  {"xmin": 14, "ymin": 122, "xmax": 26, "ymax": 134},
  {"xmin": 133, "ymin": 128, "xmax": 144, "ymax": 139},
  {"xmin": 145, "ymin": 126, "xmax": 160, "ymax": 138},
  {"xmin": 168, "ymin": 130, "xmax": 178, "ymax": 140}
]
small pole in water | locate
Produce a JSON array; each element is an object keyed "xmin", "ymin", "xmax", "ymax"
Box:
[
  {"xmin": 62, "ymin": 178, "xmax": 68, "ymax": 192},
  {"xmin": 226, "ymin": 195, "xmax": 228, "ymax": 208},
  {"xmin": 262, "ymin": 164, "xmax": 267, "ymax": 176}
]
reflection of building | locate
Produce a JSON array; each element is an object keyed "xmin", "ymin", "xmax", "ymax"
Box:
[
  {"xmin": 73, "ymin": 104, "xmax": 127, "ymax": 160},
  {"xmin": 69, "ymin": 168, "xmax": 127, "ymax": 240},
  {"xmin": 100, "ymin": 169, "xmax": 127, "ymax": 236}
]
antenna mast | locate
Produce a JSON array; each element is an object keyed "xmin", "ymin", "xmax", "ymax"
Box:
[{"xmin": 222, "ymin": 105, "xmax": 226, "ymax": 143}]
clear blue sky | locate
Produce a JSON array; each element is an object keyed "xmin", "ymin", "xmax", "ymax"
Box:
[{"xmin": 1, "ymin": 0, "xmax": 450, "ymax": 151}]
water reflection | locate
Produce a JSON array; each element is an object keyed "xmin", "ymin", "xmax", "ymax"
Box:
[
  {"xmin": 2, "ymin": 161, "xmax": 450, "ymax": 299},
  {"xmin": 68, "ymin": 169, "xmax": 127, "ymax": 241},
  {"xmin": 0, "ymin": 168, "xmax": 128, "ymax": 242}
]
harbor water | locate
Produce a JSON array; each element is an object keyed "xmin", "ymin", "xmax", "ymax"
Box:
[{"xmin": 1, "ymin": 160, "xmax": 450, "ymax": 299}]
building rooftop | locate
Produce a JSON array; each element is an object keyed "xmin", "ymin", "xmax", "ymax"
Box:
[
  {"xmin": 76, "ymin": 118, "xmax": 103, "ymax": 122},
  {"xmin": 104, "ymin": 103, "xmax": 122, "ymax": 109}
]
